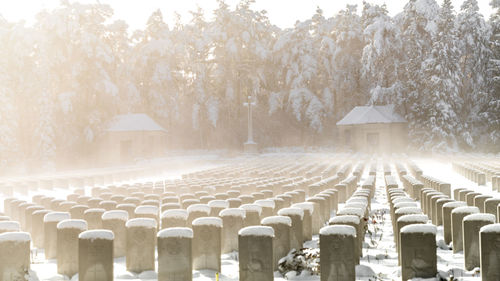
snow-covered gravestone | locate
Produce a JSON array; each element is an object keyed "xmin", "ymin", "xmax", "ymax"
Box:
[
  {"xmin": 102, "ymin": 210, "xmax": 128, "ymax": 257},
  {"xmin": 462, "ymin": 213, "xmax": 495, "ymax": 270},
  {"xmin": 480, "ymin": 224, "xmax": 500, "ymax": 281},
  {"xmin": 69, "ymin": 205, "xmax": 89, "ymax": 220},
  {"xmin": 31, "ymin": 209, "xmax": 50, "ymax": 248},
  {"xmin": 0, "ymin": 221, "xmax": 20, "ymax": 234},
  {"xmin": 207, "ymin": 200, "xmax": 229, "ymax": 217},
  {"xmin": 442, "ymin": 201, "xmax": 467, "ymax": 244},
  {"xmin": 157, "ymin": 227, "xmax": 193, "ymax": 281},
  {"xmin": 125, "ymin": 218, "xmax": 157, "ymax": 273},
  {"xmin": 473, "ymin": 195, "xmax": 492, "ymax": 213},
  {"xmin": 56, "ymin": 219, "xmax": 87, "ymax": 277},
  {"xmin": 161, "ymin": 209, "xmax": 188, "ymax": 229},
  {"xmin": 292, "ymin": 202, "xmax": 314, "ymax": 241},
  {"xmin": 116, "ymin": 203, "xmax": 136, "ymax": 219},
  {"xmin": 435, "ymin": 198, "xmax": 454, "ymax": 226},
  {"xmin": 240, "ymin": 204, "xmax": 262, "ymax": 226},
  {"xmin": 83, "ymin": 208, "xmax": 105, "ymax": 230},
  {"xmin": 187, "ymin": 204, "xmax": 211, "ymax": 226},
  {"xmin": 134, "ymin": 205, "xmax": 159, "ymax": 225},
  {"xmin": 261, "ymin": 216, "xmax": 291, "ymax": 270},
  {"xmin": 484, "ymin": 198, "xmax": 500, "ymax": 222},
  {"xmin": 306, "ymin": 197, "xmax": 326, "ymax": 226},
  {"xmin": 395, "ymin": 214, "xmax": 429, "ymax": 265},
  {"xmin": 319, "ymin": 225, "xmax": 356, "ymax": 281},
  {"xmin": 277, "ymin": 207, "xmax": 304, "ymax": 250},
  {"xmin": 78, "ymin": 230, "xmax": 114, "ymax": 281},
  {"xmin": 400, "ymin": 224, "xmax": 437, "ymax": 281},
  {"xmin": 192, "ymin": 217, "xmax": 222, "ymax": 272},
  {"xmin": 0, "ymin": 232, "xmax": 31, "ymax": 280},
  {"xmin": 238, "ymin": 226, "xmax": 274, "ymax": 281},
  {"xmin": 328, "ymin": 215, "xmax": 361, "ymax": 264},
  {"xmin": 254, "ymin": 199, "xmax": 275, "ymax": 219},
  {"xmin": 334, "ymin": 184, "xmax": 347, "ymax": 203},
  {"xmin": 44, "ymin": 212, "xmax": 70, "ymax": 259},
  {"xmin": 220, "ymin": 208, "xmax": 245, "ymax": 253},
  {"xmin": 451, "ymin": 206, "xmax": 479, "ymax": 253}
]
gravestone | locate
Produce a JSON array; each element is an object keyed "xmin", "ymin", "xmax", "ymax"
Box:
[
  {"xmin": 157, "ymin": 227, "xmax": 193, "ymax": 281},
  {"xmin": 220, "ymin": 208, "xmax": 245, "ymax": 253},
  {"xmin": 451, "ymin": 206, "xmax": 479, "ymax": 253},
  {"xmin": 0, "ymin": 232, "xmax": 31, "ymax": 281},
  {"xmin": 57, "ymin": 219, "xmax": 87, "ymax": 277},
  {"xmin": 125, "ymin": 218, "xmax": 157, "ymax": 273},
  {"xmin": 161, "ymin": 209, "xmax": 188, "ymax": 229},
  {"xmin": 261, "ymin": 216, "xmax": 291, "ymax": 270},
  {"xmin": 462, "ymin": 213, "xmax": 495, "ymax": 270},
  {"xmin": 238, "ymin": 226, "xmax": 274, "ymax": 281},
  {"xmin": 78, "ymin": 230, "xmax": 114, "ymax": 281},
  {"xmin": 442, "ymin": 201, "xmax": 467, "ymax": 244},
  {"xmin": 102, "ymin": 210, "xmax": 128, "ymax": 257},
  {"xmin": 83, "ymin": 208, "xmax": 105, "ymax": 230},
  {"xmin": 277, "ymin": 207, "xmax": 304, "ymax": 250},
  {"xmin": 319, "ymin": 225, "xmax": 356, "ymax": 281},
  {"xmin": 479, "ymin": 224, "xmax": 500, "ymax": 281},
  {"xmin": 192, "ymin": 217, "xmax": 222, "ymax": 271},
  {"xmin": 44, "ymin": 212, "xmax": 71, "ymax": 259},
  {"xmin": 400, "ymin": 224, "xmax": 437, "ymax": 281}
]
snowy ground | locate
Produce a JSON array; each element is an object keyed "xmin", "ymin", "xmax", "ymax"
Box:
[{"xmin": 1, "ymin": 155, "xmax": 498, "ymax": 281}]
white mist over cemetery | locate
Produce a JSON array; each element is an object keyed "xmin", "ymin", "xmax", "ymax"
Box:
[{"xmin": 0, "ymin": 0, "xmax": 499, "ymax": 280}]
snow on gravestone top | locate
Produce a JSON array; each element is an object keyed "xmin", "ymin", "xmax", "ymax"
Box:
[
  {"xmin": 83, "ymin": 208, "xmax": 105, "ymax": 214},
  {"xmin": 480, "ymin": 223, "xmax": 500, "ymax": 233},
  {"xmin": 291, "ymin": 202, "xmax": 314, "ymax": 214},
  {"xmin": 219, "ymin": 208, "xmax": 246, "ymax": 218},
  {"xmin": 400, "ymin": 224, "xmax": 436, "ymax": 235},
  {"xmin": 392, "ymin": 197, "xmax": 414, "ymax": 204},
  {"xmin": 329, "ymin": 215, "xmax": 360, "ymax": 225},
  {"xmin": 79, "ymin": 230, "xmax": 114, "ymax": 241},
  {"xmin": 337, "ymin": 208, "xmax": 364, "ymax": 217},
  {"xmin": 117, "ymin": 203, "xmax": 136, "ymax": 209},
  {"xmin": 125, "ymin": 218, "xmax": 157, "ymax": 229},
  {"xmin": 0, "ymin": 221, "xmax": 20, "ymax": 231},
  {"xmin": 442, "ymin": 201, "xmax": 467, "ymax": 209},
  {"xmin": 44, "ymin": 212, "xmax": 70, "ymax": 223},
  {"xmin": 135, "ymin": 205, "xmax": 158, "ymax": 215},
  {"xmin": 394, "ymin": 207, "xmax": 422, "ymax": 215},
  {"xmin": 346, "ymin": 197, "xmax": 368, "ymax": 204},
  {"xmin": 319, "ymin": 225, "xmax": 356, "ymax": 237},
  {"xmin": 192, "ymin": 217, "xmax": 223, "ymax": 228},
  {"xmin": 397, "ymin": 214, "xmax": 429, "ymax": 223},
  {"xmin": 101, "ymin": 210, "xmax": 129, "ymax": 221},
  {"xmin": 208, "ymin": 200, "xmax": 229, "ymax": 208},
  {"xmin": 57, "ymin": 219, "xmax": 88, "ymax": 230},
  {"xmin": 254, "ymin": 199, "xmax": 275, "ymax": 209},
  {"xmin": 187, "ymin": 204, "xmax": 211, "ymax": 214},
  {"xmin": 261, "ymin": 216, "xmax": 292, "ymax": 226},
  {"xmin": 344, "ymin": 203, "xmax": 367, "ymax": 211},
  {"xmin": 0, "ymin": 232, "xmax": 31, "ymax": 243},
  {"xmin": 238, "ymin": 226, "xmax": 275, "ymax": 237},
  {"xmin": 161, "ymin": 209, "xmax": 188, "ymax": 220},
  {"xmin": 451, "ymin": 206, "xmax": 480, "ymax": 214},
  {"xmin": 394, "ymin": 202, "xmax": 418, "ymax": 209},
  {"xmin": 240, "ymin": 204, "xmax": 262, "ymax": 215},
  {"xmin": 278, "ymin": 207, "xmax": 304, "ymax": 220},
  {"xmin": 157, "ymin": 227, "xmax": 193, "ymax": 239},
  {"xmin": 463, "ymin": 213, "xmax": 496, "ymax": 222}
]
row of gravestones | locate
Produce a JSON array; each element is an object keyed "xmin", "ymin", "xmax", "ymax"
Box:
[
  {"xmin": 0, "ymin": 176, "xmax": 349, "ymax": 280},
  {"xmin": 0, "ymin": 163, "xmax": 375, "ymax": 281},
  {"xmin": 390, "ymin": 169, "xmax": 500, "ymax": 281},
  {"xmin": 452, "ymin": 162, "xmax": 489, "ymax": 186}
]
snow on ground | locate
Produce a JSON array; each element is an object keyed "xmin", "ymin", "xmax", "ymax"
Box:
[{"xmin": 2, "ymin": 155, "xmax": 498, "ymax": 281}]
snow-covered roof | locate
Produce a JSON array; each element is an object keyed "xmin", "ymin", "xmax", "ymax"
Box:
[
  {"xmin": 106, "ymin": 113, "xmax": 167, "ymax": 132},
  {"xmin": 336, "ymin": 105, "xmax": 407, "ymax": 126}
]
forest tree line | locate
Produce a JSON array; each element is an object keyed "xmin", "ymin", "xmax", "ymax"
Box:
[{"xmin": 0, "ymin": 0, "xmax": 499, "ymax": 169}]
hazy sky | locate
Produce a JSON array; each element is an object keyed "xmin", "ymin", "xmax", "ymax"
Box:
[{"xmin": 0, "ymin": 0, "xmax": 495, "ymax": 31}]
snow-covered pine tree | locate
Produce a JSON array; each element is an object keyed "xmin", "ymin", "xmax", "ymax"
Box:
[
  {"xmin": 477, "ymin": 0, "xmax": 500, "ymax": 151},
  {"xmin": 398, "ymin": 0, "xmax": 439, "ymax": 149},
  {"xmin": 456, "ymin": 0, "xmax": 492, "ymax": 148},
  {"xmin": 419, "ymin": 0, "xmax": 463, "ymax": 151},
  {"xmin": 360, "ymin": 2, "xmax": 402, "ymax": 106}
]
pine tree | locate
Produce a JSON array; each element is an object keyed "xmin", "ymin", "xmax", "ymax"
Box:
[{"xmin": 420, "ymin": 0, "xmax": 463, "ymax": 150}]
